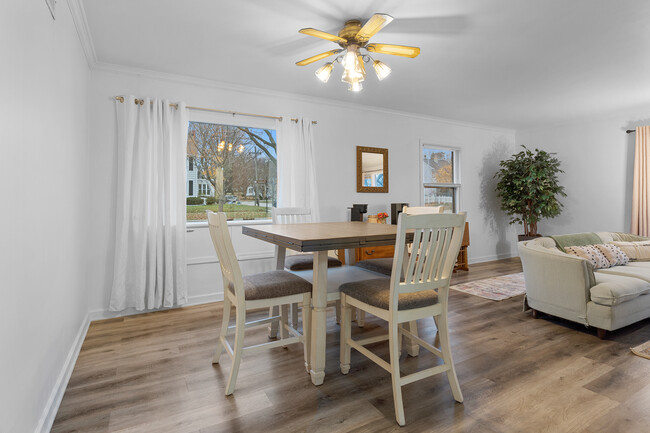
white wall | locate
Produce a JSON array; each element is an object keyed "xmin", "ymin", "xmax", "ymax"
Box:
[
  {"xmin": 87, "ymin": 65, "xmax": 517, "ymax": 314},
  {"xmin": 516, "ymin": 109, "xmax": 650, "ymax": 236},
  {"xmin": 0, "ymin": 2, "xmax": 90, "ymax": 432}
]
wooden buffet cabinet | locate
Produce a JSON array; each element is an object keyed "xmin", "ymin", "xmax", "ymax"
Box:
[{"xmin": 338, "ymin": 222, "xmax": 470, "ymax": 271}]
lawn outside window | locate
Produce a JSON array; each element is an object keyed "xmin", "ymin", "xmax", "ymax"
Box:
[{"xmin": 185, "ymin": 112, "xmax": 277, "ymax": 223}]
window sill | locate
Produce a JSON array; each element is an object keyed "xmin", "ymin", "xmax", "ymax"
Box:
[{"xmin": 187, "ymin": 219, "xmax": 272, "ymax": 229}]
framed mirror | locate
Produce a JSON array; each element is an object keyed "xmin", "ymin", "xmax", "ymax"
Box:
[{"xmin": 357, "ymin": 146, "xmax": 389, "ymax": 193}]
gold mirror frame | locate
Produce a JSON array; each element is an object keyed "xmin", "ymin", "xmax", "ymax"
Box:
[{"xmin": 357, "ymin": 146, "xmax": 389, "ymax": 193}]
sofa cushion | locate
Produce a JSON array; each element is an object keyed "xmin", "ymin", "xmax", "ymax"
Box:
[
  {"xmin": 565, "ymin": 245, "xmax": 611, "ymax": 269},
  {"xmin": 594, "ymin": 244, "xmax": 629, "ymax": 266},
  {"xmin": 524, "ymin": 237, "xmax": 563, "ymax": 250},
  {"xmin": 625, "ymin": 261, "xmax": 650, "ymax": 269},
  {"xmin": 609, "ymin": 241, "xmax": 650, "ymax": 261},
  {"xmin": 591, "ymin": 272, "xmax": 650, "ymax": 306},
  {"xmin": 611, "ymin": 233, "xmax": 650, "ymax": 242},
  {"xmin": 596, "ymin": 265, "xmax": 650, "ymax": 284}
]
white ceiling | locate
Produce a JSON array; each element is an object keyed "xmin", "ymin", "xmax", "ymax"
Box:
[{"xmin": 83, "ymin": 0, "xmax": 650, "ymax": 129}]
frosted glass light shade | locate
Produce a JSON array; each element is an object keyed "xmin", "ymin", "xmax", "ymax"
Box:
[
  {"xmin": 315, "ymin": 62, "xmax": 334, "ymax": 83},
  {"xmin": 341, "ymin": 46, "xmax": 365, "ymax": 84},
  {"xmin": 373, "ymin": 60, "xmax": 391, "ymax": 80},
  {"xmin": 348, "ymin": 81, "xmax": 363, "ymax": 92}
]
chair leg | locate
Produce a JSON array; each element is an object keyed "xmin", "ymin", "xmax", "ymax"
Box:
[
  {"xmin": 280, "ymin": 305, "xmax": 289, "ymax": 345},
  {"xmin": 389, "ymin": 320, "xmax": 406, "ymax": 426},
  {"xmin": 437, "ymin": 312, "xmax": 463, "ymax": 403},
  {"xmin": 213, "ymin": 296, "xmax": 231, "ymax": 364},
  {"xmin": 302, "ymin": 293, "xmax": 311, "ymax": 373},
  {"xmin": 225, "ymin": 305, "xmax": 246, "ymax": 395},
  {"xmin": 268, "ymin": 305, "xmax": 279, "ymax": 339},
  {"xmin": 291, "ymin": 302, "xmax": 299, "ymax": 328},
  {"xmin": 404, "ymin": 321, "xmax": 420, "ymax": 357},
  {"xmin": 335, "ymin": 300, "xmax": 341, "ymax": 324},
  {"xmin": 357, "ymin": 310, "xmax": 365, "ymax": 328},
  {"xmin": 339, "ymin": 296, "xmax": 352, "ymax": 374}
]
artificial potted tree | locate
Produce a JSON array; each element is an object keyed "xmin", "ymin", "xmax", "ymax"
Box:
[{"xmin": 494, "ymin": 146, "xmax": 566, "ymax": 241}]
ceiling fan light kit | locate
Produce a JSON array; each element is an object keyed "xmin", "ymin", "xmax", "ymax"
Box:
[
  {"xmin": 297, "ymin": 13, "xmax": 420, "ymax": 92},
  {"xmin": 315, "ymin": 62, "xmax": 334, "ymax": 83}
]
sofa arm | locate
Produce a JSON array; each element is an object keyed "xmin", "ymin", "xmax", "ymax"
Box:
[{"xmin": 518, "ymin": 242, "xmax": 593, "ymax": 322}]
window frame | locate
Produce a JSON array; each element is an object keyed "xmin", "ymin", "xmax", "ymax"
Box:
[
  {"xmin": 186, "ymin": 110, "xmax": 279, "ymax": 227},
  {"xmin": 419, "ymin": 142, "xmax": 461, "ymax": 212}
]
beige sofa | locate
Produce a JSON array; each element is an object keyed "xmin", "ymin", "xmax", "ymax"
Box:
[{"xmin": 518, "ymin": 232, "xmax": 650, "ymax": 338}]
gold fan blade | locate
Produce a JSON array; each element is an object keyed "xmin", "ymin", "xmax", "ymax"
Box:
[
  {"xmin": 296, "ymin": 49, "xmax": 341, "ymax": 66},
  {"xmin": 298, "ymin": 28, "xmax": 346, "ymax": 43},
  {"xmin": 366, "ymin": 43, "xmax": 420, "ymax": 58},
  {"xmin": 356, "ymin": 13, "xmax": 393, "ymax": 41}
]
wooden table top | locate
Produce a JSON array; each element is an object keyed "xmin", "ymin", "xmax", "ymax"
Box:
[{"xmin": 242, "ymin": 221, "xmax": 408, "ymax": 252}]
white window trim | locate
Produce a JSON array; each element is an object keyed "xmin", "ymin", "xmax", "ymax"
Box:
[
  {"xmin": 186, "ymin": 109, "xmax": 278, "ymax": 227},
  {"xmin": 419, "ymin": 141, "xmax": 461, "ymax": 212}
]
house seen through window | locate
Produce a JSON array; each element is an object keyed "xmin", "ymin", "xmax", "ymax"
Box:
[
  {"xmin": 186, "ymin": 121, "xmax": 277, "ymax": 221},
  {"xmin": 421, "ymin": 146, "xmax": 459, "ymax": 212}
]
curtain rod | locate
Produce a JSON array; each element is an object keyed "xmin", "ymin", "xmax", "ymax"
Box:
[
  {"xmin": 113, "ymin": 96, "xmax": 317, "ymax": 124},
  {"xmin": 626, "ymin": 129, "xmax": 636, "ymax": 134}
]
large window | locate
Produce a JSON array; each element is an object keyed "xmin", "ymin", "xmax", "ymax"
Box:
[
  {"xmin": 421, "ymin": 145, "xmax": 460, "ymax": 212},
  {"xmin": 186, "ymin": 121, "xmax": 277, "ymax": 221}
]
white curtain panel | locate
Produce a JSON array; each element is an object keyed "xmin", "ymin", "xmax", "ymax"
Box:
[
  {"xmin": 110, "ymin": 96, "xmax": 189, "ymax": 311},
  {"xmin": 632, "ymin": 126, "xmax": 650, "ymax": 236},
  {"xmin": 277, "ymin": 117, "xmax": 320, "ymax": 221}
]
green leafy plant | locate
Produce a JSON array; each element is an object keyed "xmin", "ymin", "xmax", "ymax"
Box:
[{"xmin": 494, "ymin": 146, "xmax": 566, "ymax": 236}]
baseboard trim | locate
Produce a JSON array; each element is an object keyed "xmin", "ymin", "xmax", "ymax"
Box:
[
  {"xmin": 469, "ymin": 251, "xmax": 518, "ymax": 264},
  {"xmin": 186, "ymin": 292, "xmax": 224, "ymax": 306},
  {"xmin": 88, "ymin": 292, "xmax": 225, "ymax": 321},
  {"xmin": 35, "ymin": 312, "xmax": 91, "ymax": 433}
]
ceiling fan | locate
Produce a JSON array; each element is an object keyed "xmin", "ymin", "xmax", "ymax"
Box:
[{"xmin": 296, "ymin": 13, "xmax": 420, "ymax": 92}]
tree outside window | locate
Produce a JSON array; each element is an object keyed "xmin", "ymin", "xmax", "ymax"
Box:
[
  {"xmin": 422, "ymin": 147, "xmax": 459, "ymax": 212},
  {"xmin": 186, "ymin": 121, "xmax": 277, "ymax": 221}
]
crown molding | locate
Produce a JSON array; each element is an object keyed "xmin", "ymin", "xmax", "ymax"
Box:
[
  {"xmin": 92, "ymin": 61, "xmax": 514, "ymax": 136},
  {"xmin": 67, "ymin": 0, "xmax": 97, "ymax": 67},
  {"xmin": 516, "ymin": 104, "xmax": 650, "ymax": 136}
]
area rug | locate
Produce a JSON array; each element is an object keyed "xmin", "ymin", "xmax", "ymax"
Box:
[
  {"xmin": 631, "ymin": 341, "xmax": 650, "ymax": 360},
  {"xmin": 451, "ymin": 272, "xmax": 526, "ymax": 301}
]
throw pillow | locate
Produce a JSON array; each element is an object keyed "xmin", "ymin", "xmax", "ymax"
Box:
[
  {"xmin": 594, "ymin": 244, "xmax": 629, "ymax": 266},
  {"xmin": 608, "ymin": 241, "xmax": 650, "ymax": 261},
  {"xmin": 565, "ymin": 245, "xmax": 611, "ymax": 269}
]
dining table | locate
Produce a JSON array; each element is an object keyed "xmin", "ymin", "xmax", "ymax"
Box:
[{"xmin": 242, "ymin": 221, "xmax": 413, "ymax": 385}]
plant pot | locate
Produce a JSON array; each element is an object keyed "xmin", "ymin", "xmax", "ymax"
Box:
[{"xmin": 518, "ymin": 234, "xmax": 543, "ymax": 242}]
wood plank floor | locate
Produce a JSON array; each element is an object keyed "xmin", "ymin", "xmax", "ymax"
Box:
[{"xmin": 52, "ymin": 258, "xmax": 650, "ymax": 432}]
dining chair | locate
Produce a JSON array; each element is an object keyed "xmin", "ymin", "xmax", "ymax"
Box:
[
  {"xmin": 353, "ymin": 206, "xmax": 447, "ymax": 354},
  {"xmin": 268, "ymin": 207, "xmax": 360, "ymax": 338},
  {"xmin": 272, "ymin": 207, "xmax": 342, "ymax": 272},
  {"xmin": 354, "ymin": 206, "xmax": 445, "ymax": 277},
  {"xmin": 207, "ymin": 211, "xmax": 312, "ymax": 395},
  {"xmin": 339, "ymin": 211, "xmax": 467, "ymax": 426}
]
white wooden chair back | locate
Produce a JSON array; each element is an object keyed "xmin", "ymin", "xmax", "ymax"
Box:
[
  {"xmin": 207, "ymin": 211, "xmax": 244, "ymax": 302},
  {"xmin": 389, "ymin": 212, "xmax": 467, "ymax": 310},
  {"xmin": 272, "ymin": 207, "xmax": 312, "ymax": 225},
  {"xmin": 402, "ymin": 205, "xmax": 445, "ymax": 215}
]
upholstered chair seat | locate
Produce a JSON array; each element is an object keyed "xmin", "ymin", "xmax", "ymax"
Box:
[
  {"xmin": 229, "ymin": 270, "xmax": 312, "ymax": 300},
  {"xmin": 339, "ymin": 278, "xmax": 439, "ymax": 310},
  {"xmin": 284, "ymin": 254, "xmax": 342, "ymax": 271}
]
